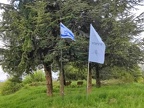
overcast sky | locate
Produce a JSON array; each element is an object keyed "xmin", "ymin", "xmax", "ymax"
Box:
[
  {"xmin": 0, "ymin": 0, "xmax": 144, "ymax": 81},
  {"xmin": 0, "ymin": 0, "xmax": 9, "ymax": 81}
]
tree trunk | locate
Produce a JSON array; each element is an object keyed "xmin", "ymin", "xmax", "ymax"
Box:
[
  {"xmin": 44, "ymin": 64, "xmax": 53, "ymax": 96},
  {"xmin": 95, "ymin": 64, "xmax": 101, "ymax": 88},
  {"xmin": 87, "ymin": 62, "xmax": 92, "ymax": 94},
  {"xmin": 62, "ymin": 67, "xmax": 66, "ymax": 86}
]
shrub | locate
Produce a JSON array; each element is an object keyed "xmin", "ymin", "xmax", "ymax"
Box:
[
  {"xmin": 100, "ymin": 66, "xmax": 139, "ymax": 83},
  {"xmin": 23, "ymin": 70, "xmax": 45, "ymax": 84},
  {"xmin": 135, "ymin": 76, "xmax": 143, "ymax": 83},
  {"xmin": 121, "ymin": 72, "xmax": 134, "ymax": 83},
  {"xmin": 1, "ymin": 80, "xmax": 23, "ymax": 95},
  {"xmin": 64, "ymin": 65, "xmax": 87, "ymax": 80}
]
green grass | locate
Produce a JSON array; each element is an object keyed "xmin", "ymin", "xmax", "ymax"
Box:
[
  {"xmin": 0, "ymin": 82, "xmax": 4, "ymax": 93},
  {"xmin": 0, "ymin": 81, "xmax": 144, "ymax": 108}
]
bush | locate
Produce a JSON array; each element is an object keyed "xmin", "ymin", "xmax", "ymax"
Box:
[
  {"xmin": 135, "ymin": 76, "xmax": 143, "ymax": 83},
  {"xmin": 23, "ymin": 70, "xmax": 45, "ymax": 84},
  {"xmin": 64, "ymin": 65, "xmax": 87, "ymax": 80},
  {"xmin": 121, "ymin": 72, "xmax": 134, "ymax": 83},
  {"xmin": 100, "ymin": 66, "xmax": 142, "ymax": 83},
  {"xmin": 1, "ymin": 80, "xmax": 23, "ymax": 95}
]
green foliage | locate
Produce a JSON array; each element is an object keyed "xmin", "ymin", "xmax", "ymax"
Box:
[
  {"xmin": 1, "ymin": 83, "xmax": 144, "ymax": 107},
  {"xmin": 64, "ymin": 64, "xmax": 87, "ymax": 80},
  {"xmin": 100, "ymin": 66, "xmax": 143, "ymax": 83},
  {"xmin": 23, "ymin": 70, "xmax": 45, "ymax": 84},
  {"xmin": 121, "ymin": 72, "xmax": 135, "ymax": 83},
  {"xmin": 111, "ymin": 66, "xmax": 134, "ymax": 82},
  {"xmin": 135, "ymin": 77, "xmax": 144, "ymax": 83},
  {"xmin": 1, "ymin": 80, "xmax": 23, "ymax": 95}
]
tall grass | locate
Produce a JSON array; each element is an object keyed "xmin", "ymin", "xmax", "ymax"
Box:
[{"xmin": 0, "ymin": 82, "xmax": 144, "ymax": 108}]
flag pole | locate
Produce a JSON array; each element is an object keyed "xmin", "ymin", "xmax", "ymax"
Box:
[{"xmin": 87, "ymin": 61, "xmax": 90, "ymax": 97}]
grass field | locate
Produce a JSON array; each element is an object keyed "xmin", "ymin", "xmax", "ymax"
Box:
[{"xmin": 0, "ymin": 81, "xmax": 144, "ymax": 108}]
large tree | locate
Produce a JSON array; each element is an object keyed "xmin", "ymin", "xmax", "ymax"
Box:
[{"xmin": 0, "ymin": 0, "xmax": 60, "ymax": 96}]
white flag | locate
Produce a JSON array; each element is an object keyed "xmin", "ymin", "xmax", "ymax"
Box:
[
  {"xmin": 88, "ymin": 24, "xmax": 106, "ymax": 64},
  {"xmin": 60, "ymin": 23, "xmax": 75, "ymax": 40}
]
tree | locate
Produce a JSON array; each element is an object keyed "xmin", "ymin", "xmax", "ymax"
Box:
[{"xmin": 0, "ymin": 0, "xmax": 59, "ymax": 96}]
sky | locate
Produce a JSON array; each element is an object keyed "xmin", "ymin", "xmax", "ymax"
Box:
[
  {"xmin": 0, "ymin": 0, "xmax": 9, "ymax": 48},
  {"xmin": 0, "ymin": 0, "xmax": 144, "ymax": 81},
  {"xmin": 0, "ymin": 0, "xmax": 9, "ymax": 4}
]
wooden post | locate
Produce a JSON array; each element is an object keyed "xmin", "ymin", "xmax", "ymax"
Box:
[{"xmin": 87, "ymin": 62, "xmax": 92, "ymax": 94}]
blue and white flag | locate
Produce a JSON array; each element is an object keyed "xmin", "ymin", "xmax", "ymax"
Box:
[
  {"xmin": 60, "ymin": 23, "xmax": 75, "ymax": 40},
  {"xmin": 88, "ymin": 24, "xmax": 106, "ymax": 64}
]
